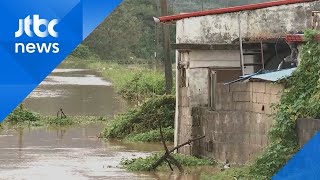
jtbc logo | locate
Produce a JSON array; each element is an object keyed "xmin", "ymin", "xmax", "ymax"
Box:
[{"xmin": 15, "ymin": 15, "xmax": 59, "ymax": 38}]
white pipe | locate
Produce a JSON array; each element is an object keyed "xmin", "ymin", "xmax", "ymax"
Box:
[{"xmin": 238, "ymin": 14, "xmax": 245, "ymax": 76}]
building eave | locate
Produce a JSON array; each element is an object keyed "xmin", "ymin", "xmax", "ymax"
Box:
[{"xmin": 158, "ymin": 0, "xmax": 316, "ymax": 23}]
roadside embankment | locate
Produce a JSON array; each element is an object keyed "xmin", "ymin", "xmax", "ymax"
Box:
[{"xmin": 102, "ymin": 95, "xmax": 175, "ymax": 142}]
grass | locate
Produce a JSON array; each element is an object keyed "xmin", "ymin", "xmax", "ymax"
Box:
[
  {"xmin": 7, "ymin": 106, "xmax": 41, "ymax": 124},
  {"xmin": 87, "ymin": 60, "xmax": 167, "ymax": 100},
  {"xmin": 45, "ymin": 117, "xmax": 74, "ymax": 126},
  {"xmin": 121, "ymin": 153, "xmax": 216, "ymax": 171},
  {"xmin": 125, "ymin": 127, "xmax": 174, "ymax": 142},
  {"xmin": 2, "ymin": 106, "xmax": 108, "ymax": 129},
  {"xmin": 102, "ymin": 95, "xmax": 175, "ymax": 142}
]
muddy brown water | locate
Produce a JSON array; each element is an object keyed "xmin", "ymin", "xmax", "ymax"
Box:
[
  {"xmin": 0, "ymin": 67, "xmax": 217, "ymax": 179},
  {"xmin": 23, "ymin": 68, "xmax": 129, "ymax": 117}
]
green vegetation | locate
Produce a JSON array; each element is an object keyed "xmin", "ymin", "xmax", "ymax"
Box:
[
  {"xmin": 6, "ymin": 106, "xmax": 41, "ymax": 125},
  {"xmin": 121, "ymin": 153, "xmax": 215, "ymax": 171},
  {"xmin": 125, "ymin": 127, "xmax": 174, "ymax": 142},
  {"xmin": 87, "ymin": 61, "xmax": 167, "ymax": 100},
  {"xmin": 248, "ymin": 30, "xmax": 320, "ymax": 178},
  {"xmin": 70, "ymin": 44, "xmax": 98, "ymax": 59},
  {"xmin": 3, "ymin": 106, "xmax": 107, "ymax": 128},
  {"xmin": 46, "ymin": 117, "xmax": 74, "ymax": 126},
  {"xmin": 102, "ymin": 95, "xmax": 175, "ymax": 142}
]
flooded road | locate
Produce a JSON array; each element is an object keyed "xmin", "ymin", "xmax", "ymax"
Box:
[
  {"xmin": 0, "ymin": 65, "xmax": 215, "ymax": 179},
  {"xmin": 23, "ymin": 68, "xmax": 128, "ymax": 117},
  {"xmin": 0, "ymin": 124, "xmax": 165, "ymax": 180}
]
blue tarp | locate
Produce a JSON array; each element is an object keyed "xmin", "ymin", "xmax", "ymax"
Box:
[{"xmin": 249, "ymin": 68, "xmax": 296, "ymax": 82}]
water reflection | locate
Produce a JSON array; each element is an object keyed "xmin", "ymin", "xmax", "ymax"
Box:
[
  {"xmin": 0, "ymin": 124, "xmax": 157, "ymax": 180},
  {"xmin": 23, "ymin": 68, "xmax": 128, "ymax": 117},
  {"xmin": 0, "ymin": 125, "xmax": 218, "ymax": 180}
]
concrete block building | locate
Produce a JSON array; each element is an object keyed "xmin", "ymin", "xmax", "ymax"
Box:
[{"xmin": 157, "ymin": 0, "xmax": 320, "ymax": 164}]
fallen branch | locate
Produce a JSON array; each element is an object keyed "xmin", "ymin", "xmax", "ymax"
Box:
[
  {"xmin": 149, "ymin": 120, "xmax": 205, "ymax": 172},
  {"xmin": 169, "ymin": 136, "xmax": 205, "ymax": 154}
]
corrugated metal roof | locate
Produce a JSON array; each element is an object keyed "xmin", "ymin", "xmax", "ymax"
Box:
[{"xmin": 249, "ymin": 68, "xmax": 296, "ymax": 82}]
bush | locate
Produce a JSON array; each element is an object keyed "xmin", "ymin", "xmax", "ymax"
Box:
[
  {"xmin": 6, "ymin": 107, "xmax": 40, "ymax": 124},
  {"xmin": 126, "ymin": 127, "xmax": 174, "ymax": 142},
  {"xmin": 103, "ymin": 95, "xmax": 175, "ymax": 140},
  {"xmin": 121, "ymin": 153, "xmax": 215, "ymax": 171},
  {"xmin": 70, "ymin": 44, "xmax": 97, "ymax": 59}
]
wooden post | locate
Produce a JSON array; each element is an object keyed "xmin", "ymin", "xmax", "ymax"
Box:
[{"xmin": 159, "ymin": 0, "xmax": 173, "ymax": 94}]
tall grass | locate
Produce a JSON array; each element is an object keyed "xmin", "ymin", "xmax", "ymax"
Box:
[{"xmin": 87, "ymin": 61, "xmax": 166, "ymax": 100}]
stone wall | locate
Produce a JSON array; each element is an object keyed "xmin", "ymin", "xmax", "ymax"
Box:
[{"xmin": 181, "ymin": 82, "xmax": 283, "ymax": 164}]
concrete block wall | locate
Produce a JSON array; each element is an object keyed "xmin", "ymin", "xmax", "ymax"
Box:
[
  {"xmin": 187, "ymin": 82, "xmax": 283, "ymax": 164},
  {"xmin": 297, "ymin": 118, "xmax": 320, "ymax": 148}
]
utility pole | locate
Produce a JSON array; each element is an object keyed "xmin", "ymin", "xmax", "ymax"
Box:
[{"xmin": 159, "ymin": 0, "xmax": 173, "ymax": 94}]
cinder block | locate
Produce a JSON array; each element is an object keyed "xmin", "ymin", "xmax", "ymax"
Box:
[
  {"xmin": 252, "ymin": 103, "xmax": 266, "ymax": 114},
  {"xmin": 270, "ymin": 94, "xmax": 280, "ymax": 104},
  {"xmin": 249, "ymin": 133, "xmax": 257, "ymax": 145},
  {"xmin": 256, "ymin": 113, "xmax": 263, "ymax": 124},
  {"xmin": 263, "ymin": 93, "xmax": 271, "ymax": 104},
  {"xmin": 230, "ymin": 82, "xmax": 252, "ymax": 92},
  {"xmin": 261, "ymin": 135, "xmax": 268, "ymax": 146},
  {"xmin": 191, "ymin": 107, "xmax": 200, "ymax": 115},
  {"xmin": 270, "ymin": 84, "xmax": 284, "ymax": 95},
  {"xmin": 252, "ymin": 92, "xmax": 257, "ymax": 103},
  {"xmin": 231, "ymin": 151, "xmax": 240, "ymax": 164},
  {"xmin": 264, "ymin": 104, "xmax": 273, "ymax": 115},
  {"xmin": 252, "ymin": 82, "xmax": 266, "ymax": 93},
  {"xmin": 258, "ymin": 123, "xmax": 266, "ymax": 135},
  {"xmin": 226, "ymin": 122, "xmax": 235, "ymax": 132},
  {"xmin": 255, "ymin": 134, "xmax": 263, "ymax": 146},
  {"xmin": 265, "ymin": 83, "xmax": 272, "ymax": 94},
  {"xmin": 233, "ymin": 92, "xmax": 251, "ymax": 102},
  {"xmin": 256, "ymin": 93, "xmax": 265, "ymax": 103},
  {"xmin": 215, "ymin": 119, "xmax": 222, "ymax": 133},
  {"xmin": 244, "ymin": 117, "xmax": 251, "ymax": 133},
  {"xmin": 219, "ymin": 143, "xmax": 227, "ymax": 160},
  {"xmin": 244, "ymin": 133, "xmax": 250, "ymax": 145},
  {"xmin": 218, "ymin": 84, "xmax": 231, "ymax": 94},
  {"xmin": 220, "ymin": 102, "xmax": 235, "ymax": 111},
  {"xmin": 234, "ymin": 102, "xmax": 252, "ymax": 111}
]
